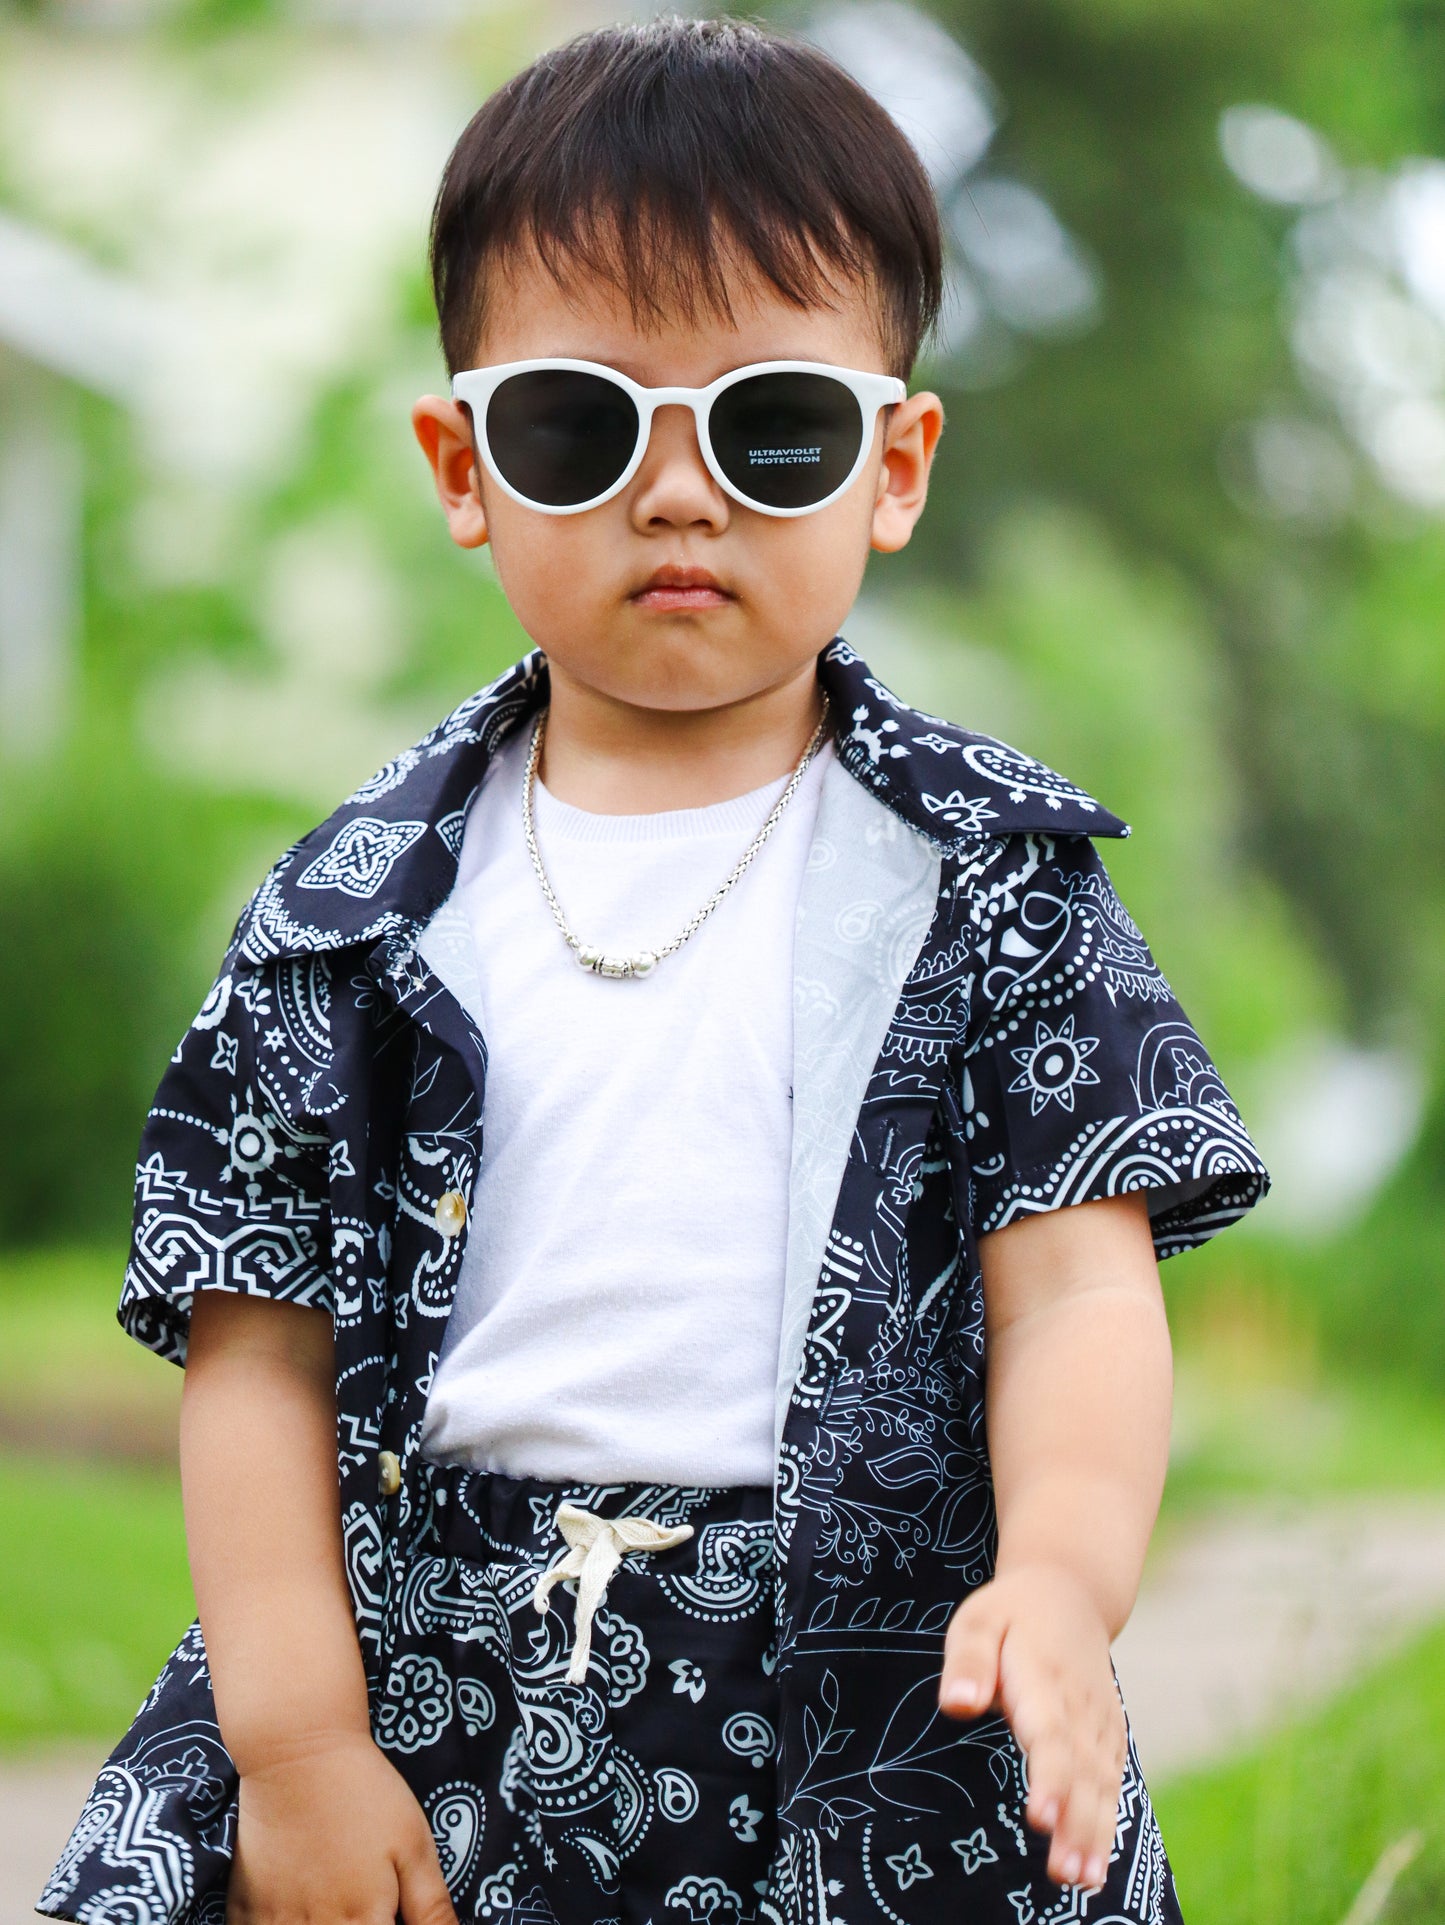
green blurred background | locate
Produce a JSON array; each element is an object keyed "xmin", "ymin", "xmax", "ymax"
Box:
[{"xmin": 2, "ymin": 0, "xmax": 1444, "ymax": 1917}]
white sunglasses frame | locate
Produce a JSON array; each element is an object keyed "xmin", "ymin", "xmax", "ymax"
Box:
[{"xmin": 449, "ymin": 357, "xmax": 908, "ymax": 518}]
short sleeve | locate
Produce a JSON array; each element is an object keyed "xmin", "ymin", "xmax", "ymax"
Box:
[
  {"xmin": 956, "ymin": 832, "xmax": 1270, "ymax": 1259},
  {"xmin": 119, "ymin": 947, "xmax": 336, "ymax": 1367}
]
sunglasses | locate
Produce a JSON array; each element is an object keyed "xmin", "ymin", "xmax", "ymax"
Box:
[{"xmin": 450, "ymin": 358, "xmax": 907, "ymax": 517}]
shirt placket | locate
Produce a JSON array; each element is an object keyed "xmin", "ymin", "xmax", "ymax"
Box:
[{"xmin": 364, "ymin": 930, "xmax": 488, "ymax": 1675}]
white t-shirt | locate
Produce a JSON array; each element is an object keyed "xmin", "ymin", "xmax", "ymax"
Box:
[{"xmin": 418, "ymin": 721, "xmax": 832, "ymax": 1487}]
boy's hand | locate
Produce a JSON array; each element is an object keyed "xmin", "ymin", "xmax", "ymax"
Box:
[
  {"xmin": 227, "ymin": 1732, "xmax": 459, "ymax": 1925},
  {"xmin": 936, "ymin": 1562, "xmax": 1125, "ymax": 1892}
]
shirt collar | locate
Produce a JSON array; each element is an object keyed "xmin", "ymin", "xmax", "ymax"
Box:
[{"xmin": 232, "ymin": 637, "xmax": 1128, "ymax": 968}]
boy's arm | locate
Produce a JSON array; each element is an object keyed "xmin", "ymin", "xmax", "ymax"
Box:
[
  {"xmin": 937, "ymin": 1189, "xmax": 1171, "ymax": 1893},
  {"xmin": 183, "ymin": 1289, "xmax": 459, "ymax": 1925},
  {"xmin": 181, "ymin": 1289, "xmax": 370, "ymax": 1767}
]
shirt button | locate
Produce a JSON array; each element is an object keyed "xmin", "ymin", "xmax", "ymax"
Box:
[
  {"xmin": 378, "ymin": 1449, "xmax": 401, "ymax": 1497},
  {"xmin": 434, "ymin": 1189, "xmax": 468, "ymax": 1238}
]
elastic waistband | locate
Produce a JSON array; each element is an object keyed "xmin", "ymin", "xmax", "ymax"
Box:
[{"xmin": 412, "ymin": 1454, "xmax": 774, "ymax": 1565}]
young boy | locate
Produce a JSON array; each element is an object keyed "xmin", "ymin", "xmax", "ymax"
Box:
[{"xmin": 40, "ymin": 18, "xmax": 1268, "ymax": 1925}]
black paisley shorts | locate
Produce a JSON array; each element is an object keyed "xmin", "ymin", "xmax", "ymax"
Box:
[{"xmin": 378, "ymin": 1457, "xmax": 781, "ymax": 1925}]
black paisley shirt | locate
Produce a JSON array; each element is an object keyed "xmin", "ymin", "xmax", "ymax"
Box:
[{"xmin": 38, "ymin": 638, "xmax": 1269, "ymax": 1925}]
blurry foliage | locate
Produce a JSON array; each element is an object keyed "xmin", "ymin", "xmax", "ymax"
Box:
[
  {"xmin": 1156, "ymin": 1616, "xmax": 1445, "ymax": 1924},
  {"xmin": 1160, "ymin": 1256, "xmax": 1445, "ymax": 1515},
  {"xmin": 0, "ymin": 1451, "xmax": 192, "ymax": 1746},
  {"xmin": 0, "ymin": 1245, "xmax": 178, "ymax": 1435},
  {"xmin": 0, "ymin": 737, "xmax": 298, "ymax": 1244},
  {"xmin": 1290, "ymin": 1077, "xmax": 1445, "ymax": 1387},
  {"xmin": 887, "ymin": 0, "xmax": 1445, "ymax": 1050}
]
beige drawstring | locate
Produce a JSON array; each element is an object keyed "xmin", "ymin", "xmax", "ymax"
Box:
[{"xmin": 532, "ymin": 1501, "xmax": 695, "ymax": 1684}]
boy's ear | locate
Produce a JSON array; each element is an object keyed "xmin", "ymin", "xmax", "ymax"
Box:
[
  {"xmin": 870, "ymin": 390, "xmax": 945, "ymax": 554},
  {"xmin": 411, "ymin": 396, "xmax": 490, "ymax": 549}
]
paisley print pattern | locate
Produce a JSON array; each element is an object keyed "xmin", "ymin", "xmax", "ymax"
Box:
[
  {"xmin": 953, "ymin": 831, "xmax": 1265, "ymax": 1252},
  {"xmin": 38, "ymin": 640, "xmax": 1268, "ymax": 1925},
  {"xmin": 38, "ymin": 1622, "xmax": 235, "ymax": 1925},
  {"xmin": 366, "ymin": 1462, "xmax": 781, "ymax": 1925}
]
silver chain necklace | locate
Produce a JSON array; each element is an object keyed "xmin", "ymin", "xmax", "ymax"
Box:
[{"xmin": 521, "ymin": 692, "xmax": 832, "ymax": 979}]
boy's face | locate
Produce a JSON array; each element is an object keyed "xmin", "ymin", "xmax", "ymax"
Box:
[{"xmin": 412, "ymin": 245, "xmax": 943, "ymax": 718}]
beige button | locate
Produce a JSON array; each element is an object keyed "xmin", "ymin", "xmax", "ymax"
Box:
[
  {"xmin": 378, "ymin": 1449, "xmax": 401, "ymax": 1497},
  {"xmin": 434, "ymin": 1189, "xmax": 468, "ymax": 1238}
]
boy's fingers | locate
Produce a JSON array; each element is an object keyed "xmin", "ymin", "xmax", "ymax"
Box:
[
  {"xmin": 395, "ymin": 1843, "xmax": 460, "ymax": 1925},
  {"xmin": 1020, "ymin": 1719, "xmax": 1074, "ymax": 1836},
  {"xmin": 1085, "ymin": 1760, "xmax": 1123, "ymax": 1880},
  {"xmin": 938, "ymin": 1592, "xmax": 1005, "ymax": 1716},
  {"xmin": 1047, "ymin": 1776, "xmax": 1108, "ymax": 1888},
  {"xmin": 1045, "ymin": 1792, "xmax": 1087, "ymax": 1885},
  {"xmin": 1054, "ymin": 1745, "xmax": 1124, "ymax": 1886},
  {"xmin": 1074, "ymin": 1711, "xmax": 1125, "ymax": 1878},
  {"xmin": 997, "ymin": 1643, "xmax": 1060, "ymax": 1765}
]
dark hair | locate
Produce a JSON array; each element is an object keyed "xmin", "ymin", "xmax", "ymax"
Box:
[{"xmin": 427, "ymin": 15, "xmax": 943, "ymax": 380}]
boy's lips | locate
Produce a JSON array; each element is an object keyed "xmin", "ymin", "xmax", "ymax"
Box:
[{"xmin": 630, "ymin": 566, "xmax": 734, "ymax": 612}]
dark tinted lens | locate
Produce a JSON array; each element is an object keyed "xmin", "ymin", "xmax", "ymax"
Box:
[
  {"xmin": 485, "ymin": 370, "xmax": 639, "ymax": 507},
  {"xmin": 709, "ymin": 372, "xmax": 864, "ymax": 509}
]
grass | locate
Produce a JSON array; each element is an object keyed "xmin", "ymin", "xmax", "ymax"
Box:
[
  {"xmin": 1157, "ymin": 1617, "xmax": 1445, "ymax": 1924},
  {"xmin": 0, "ymin": 1452, "xmax": 193, "ymax": 1749},
  {"xmin": 0, "ymin": 1242, "xmax": 145, "ymax": 1385},
  {"xmin": 0, "ymin": 1244, "xmax": 192, "ymax": 1749},
  {"xmin": 0, "ymin": 1243, "xmax": 179, "ymax": 1451},
  {"xmin": 1158, "ymin": 1265, "xmax": 1445, "ymax": 1537}
]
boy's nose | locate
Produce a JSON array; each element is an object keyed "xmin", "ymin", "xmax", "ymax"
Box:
[{"xmin": 628, "ymin": 403, "xmax": 730, "ymax": 531}]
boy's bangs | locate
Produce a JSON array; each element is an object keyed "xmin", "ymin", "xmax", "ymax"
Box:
[{"xmin": 506, "ymin": 200, "xmax": 875, "ymax": 350}]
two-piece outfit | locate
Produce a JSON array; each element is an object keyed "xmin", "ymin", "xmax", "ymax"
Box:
[{"xmin": 38, "ymin": 640, "xmax": 1270, "ymax": 1925}]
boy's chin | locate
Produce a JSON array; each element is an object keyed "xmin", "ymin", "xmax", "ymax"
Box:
[{"xmin": 543, "ymin": 633, "xmax": 820, "ymax": 713}]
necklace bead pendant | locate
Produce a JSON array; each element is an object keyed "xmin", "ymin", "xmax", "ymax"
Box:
[{"xmin": 575, "ymin": 944, "xmax": 658, "ymax": 979}]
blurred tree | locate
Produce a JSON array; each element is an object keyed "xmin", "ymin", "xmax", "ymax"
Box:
[{"xmin": 875, "ymin": 0, "xmax": 1445, "ymax": 1054}]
